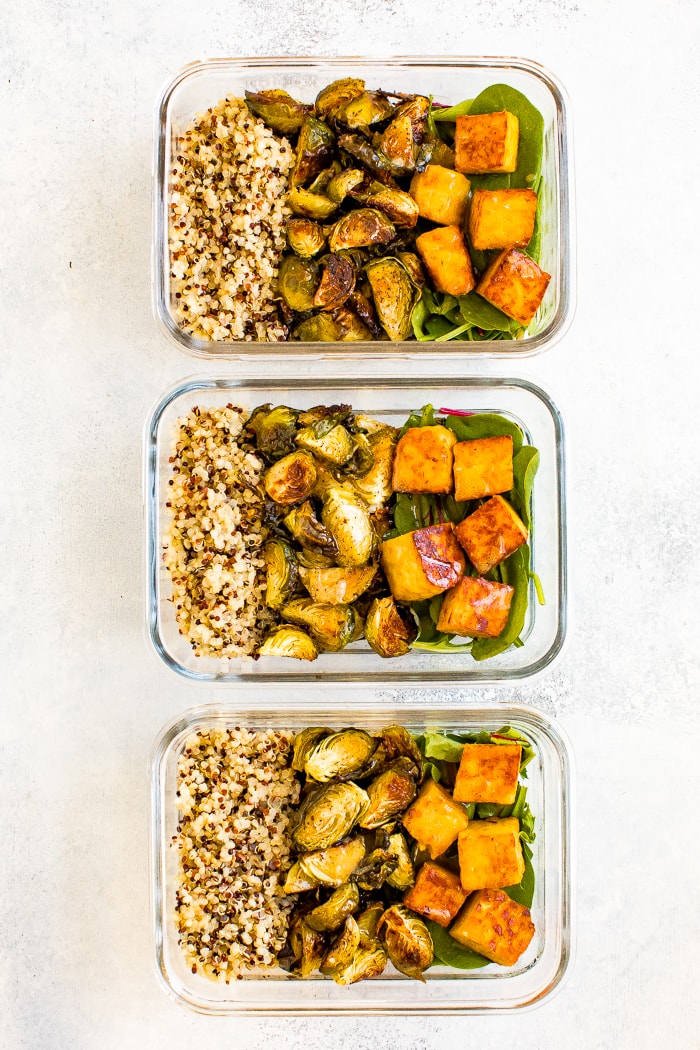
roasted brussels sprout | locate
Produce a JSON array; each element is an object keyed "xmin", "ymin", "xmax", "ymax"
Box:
[
  {"xmin": 378, "ymin": 725, "xmax": 424, "ymax": 776},
  {"xmin": 321, "ymin": 486, "xmax": 376, "ymax": 568},
  {"xmin": 296, "ymin": 547, "xmax": 337, "ymax": 569},
  {"xmin": 395, "ymin": 250, "xmax": 426, "ymax": 289},
  {"xmin": 287, "ymin": 186, "xmax": 339, "ymax": 221},
  {"xmin": 313, "ymin": 254, "xmax": 356, "ymax": 310},
  {"xmin": 282, "ymin": 597, "xmax": 357, "ymax": 653},
  {"xmin": 304, "ymin": 727, "xmax": 377, "ymax": 782},
  {"xmin": 365, "ymin": 257, "xmax": 417, "ymax": 342},
  {"xmin": 288, "ymin": 916, "xmax": 327, "ymax": 979},
  {"xmin": 351, "ymin": 848, "xmax": 399, "ymax": 890},
  {"xmin": 326, "ymin": 168, "xmax": 366, "ymax": 204},
  {"xmin": 257, "ymin": 625, "xmax": 318, "ymax": 661},
  {"xmin": 305, "ymin": 882, "xmax": 361, "ymax": 932},
  {"xmin": 377, "ymin": 904, "xmax": 434, "ymax": 981},
  {"xmin": 337, "ymin": 133, "xmax": 401, "ymax": 185},
  {"xmin": 315, "ymin": 77, "xmax": 366, "ymax": 120},
  {"xmin": 306, "ymin": 163, "xmax": 342, "ymax": 195},
  {"xmin": 356, "ymin": 902, "xmax": 385, "ymax": 946},
  {"xmin": 291, "ymin": 727, "xmax": 331, "ymax": 773},
  {"xmin": 384, "ymin": 830, "xmax": 415, "ymax": 891},
  {"xmin": 394, "ymin": 95, "xmax": 430, "ymax": 142},
  {"xmin": 363, "ymin": 183, "xmax": 419, "ymax": 228},
  {"xmin": 293, "ymin": 313, "xmax": 343, "ymax": 341},
  {"xmin": 287, "ymin": 218, "xmax": 327, "ymax": 258},
  {"xmin": 359, "ymin": 759, "xmax": 418, "ymax": 828},
  {"xmin": 334, "ymin": 91, "xmax": 394, "ymax": 130},
  {"xmin": 320, "ymin": 915, "xmax": 361, "ymax": 977},
  {"xmin": 296, "ymin": 416, "xmax": 354, "ymax": 465},
  {"xmin": 277, "ymin": 254, "xmax": 320, "ymax": 312},
  {"xmin": 347, "ymin": 290, "xmax": 383, "ymax": 339},
  {"xmin": 283, "ymin": 860, "xmax": 320, "ymax": 894},
  {"xmin": 264, "ymin": 450, "xmax": 317, "ymax": 505},
  {"xmin": 247, "ymin": 404, "xmax": 299, "ymax": 460},
  {"xmin": 283, "ymin": 501, "xmax": 339, "ymax": 558},
  {"xmin": 349, "ymin": 428, "xmax": 397, "ymax": 510},
  {"xmin": 332, "ymin": 304, "xmax": 374, "ymax": 342},
  {"xmin": 298, "ymin": 835, "xmax": 367, "ymax": 886},
  {"xmin": 380, "ymin": 113, "xmax": 417, "ymax": 172},
  {"xmin": 291, "ymin": 116, "xmax": 336, "ymax": 187},
  {"xmin": 262, "ymin": 537, "xmax": 301, "ymax": 608},
  {"xmin": 244, "ymin": 88, "xmax": 313, "ymax": 134},
  {"xmin": 292, "ymin": 781, "xmax": 369, "ymax": 851},
  {"xmin": 300, "ymin": 564, "xmax": 377, "ymax": 605},
  {"xmin": 328, "ymin": 208, "xmax": 396, "ymax": 252},
  {"xmin": 364, "ymin": 596, "xmax": 418, "ymax": 658},
  {"xmin": 332, "ymin": 946, "xmax": 388, "ymax": 985}
]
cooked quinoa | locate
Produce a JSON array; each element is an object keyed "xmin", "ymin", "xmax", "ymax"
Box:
[
  {"xmin": 173, "ymin": 727, "xmax": 300, "ymax": 981},
  {"xmin": 169, "ymin": 96, "xmax": 294, "ymax": 341},
  {"xmin": 163, "ymin": 404, "xmax": 274, "ymax": 660}
]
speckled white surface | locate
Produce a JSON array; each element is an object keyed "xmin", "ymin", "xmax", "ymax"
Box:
[{"xmin": 3, "ymin": 0, "xmax": 700, "ymax": 1046}]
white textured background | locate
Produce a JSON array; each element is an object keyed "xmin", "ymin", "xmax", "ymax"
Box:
[{"xmin": 3, "ymin": 0, "xmax": 700, "ymax": 1047}]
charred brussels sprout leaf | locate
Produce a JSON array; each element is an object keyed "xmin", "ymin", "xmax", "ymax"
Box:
[
  {"xmin": 244, "ymin": 88, "xmax": 313, "ymax": 134},
  {"xmin": 320, "ymin": 915, "xmax": 361, "ymax": 977},
  {"xmin": 305, "ymin": 882, "xmax": 361, "ymax": 932},
  {"xmin": 313, "ymin": 253, "xmax": 357, "ymax": 310},
  {"xmin": 287, "ymin": 916, "xmax": 327, "ymax": 978},
  {"xmin": 351, "ymin": 848, "xmax": 399, "ymax": 890},
  {"xmin": 283, "ymin": 501, "xmax": 339, "ymax": 558},
  {"xmin": 363, "ymin": 183, "xmax": 419, "ymax": 228},
  {"xmin": 247, "ymin": 404, "xmax": 299, "ymax": 460},
  {"xmin": 326, "ymin": 168, "xmax": 366, "ymax": 204},
  {"xmin": 291, "ymin": 116, "xmax": 336, "ymax": 187}
]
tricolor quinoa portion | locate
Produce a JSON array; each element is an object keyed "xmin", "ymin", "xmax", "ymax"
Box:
[
  {"xmin": 168, "ymin": 96, "xmax": 293, "ymax": 341},
  {"xmin": 174, "ymin": 727, "xmax": 300, "ymax": 981},
  {"xmin": 162, "ymin": 404, "xmax": 274, "ymax": 660}
]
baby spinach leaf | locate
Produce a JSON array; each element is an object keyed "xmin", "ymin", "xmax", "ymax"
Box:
[
  {"xmin": 504, "ymin": 844, "xmax": 535, "ymax": 908},
  {"xmin": 511, "ymin": 446, "xmax": 540, "ymax": 528},
  {"xmin": 431, "ymin": 99, "xmax": 475, "ymax": 122},
  {"xmin": 428, "ymin": 921, "xmax": 490, "ymax": 969},
  {"xmin": 467, "ymin": 84, "xmax": 545, "ymax": 192},
  {"xmin": 421, "ymin": 732, "xmax": 466, "ymax": 763},
  {"xmin": 457, "ymin": 292, "xmax": 522, "ymax": 335},
  {"xmin": 443, "ymin": 412, "xmax": 524, "ymax": 453},
  {"xmin": 471, "ymin": 544, "xmax": 530, "ymax": 661}
]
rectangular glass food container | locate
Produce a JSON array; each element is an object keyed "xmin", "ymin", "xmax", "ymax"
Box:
[
  {"xmin": 150, "ymin": 699, "xmax": 573, "ymax": 1015},
  {"xmin": 153, "ymin": 56, "xmax": 574, "ymax": 363},
  {"xmin": 144, "ymin": 374, "xmax": 566, "ymax": 684}
]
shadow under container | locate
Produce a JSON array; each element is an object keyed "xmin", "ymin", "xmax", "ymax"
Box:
[
  {"xmin": 154, "ymin": 56, "xmax": 574, "ymax": 363},
  {"xmin": 144, "ymin": 374, "xmax": 566, "ymax": 684},
  {"xmin": 150, "ymin": 699, "xmax": 573, "ymax": 1015}
]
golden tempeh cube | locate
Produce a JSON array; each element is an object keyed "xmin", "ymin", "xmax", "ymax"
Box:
[
  {"xmin": 454, "ymin": 111, "xmax": 520, "ymax": 174},
  {"xmin": 457, "ymin": 817, "xmax": 525, "ymax": 891},
  {"xmin": 436, "ymin": 575, "xmax": 514, "ymax": 638},
  {"xmin": 476, "ymin": 247, "xmax": 551, "ymax": 328},
  {"xmin": 409, "ymin": 164, "xmax": 471, "ymax": 226},
  {"xmin": 402, "ymin": 778, "xmax": 470, "ymax": 859},
  {"xmin": 449, "ymin": 889, "xmax": 535, "ymax": 966},
  {"xmin": 453, "ymin": 435, "xmax": 514, "ymax": 501},
  {"xmin": 392, "ymin": 424, "xmax": 457, "ymax": 494},
  {"xmin": 453, "ymin": 743, "xmax": 522, "ymax": 804},
  {"xmin": 468, "ymin": 188, "xmax": 538, "ymax": 250},
  {"xmin": 415, "ymin": 224, "xmax": 476, "ymax": 296},
  {"xmin": 454, "ymin": 495, "xmax": 528, "ymax": 575},
  {"xmin": 380, "ymin": 524, "xmax": 466, "ymax": 602},
  {"xmin": 403, "ymin": 861, "xmax": 468, "ymax": 928}
]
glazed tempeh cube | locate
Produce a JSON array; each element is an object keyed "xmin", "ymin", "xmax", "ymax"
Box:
[
  {"xmin": 458, "ymin": 817, "xmax": 525, "ymax": 892},
  {"xmin": 449, "ymin": 888, "xmax": 535, "ymax": 966},
  {"xmin": 392, "ymin": 424, "xmax": 457, "ymax": 494},
  {"xmin": 476, "ymin": 247, "xmax": 551, "ymax": 327},
  {"xmin": 452, "ymin": 435, "xmax": 514, "ymax": 501},
  {"xmin": 403, "ymin": 861, "xmax": 468, "ymax": 928},
  {"xmin": 454, "ymin": 495, "xmax": 528, "ymax": 575},
  {"xmin": 468, "ymin": 188, "xmax": 538, "ymax": 250},
  {"xmin": 415, "ymin": 225, "xmax": 476, "ymax": 296},
  {"xmin": 402, "ymin": 778, "xmax": 470, "ymax": 859},
  {"xmin": 453, "ymin": 742, "xmax": 522, "ymax": 804},
  {"xmin": 409, "ymin": 164, "xmax": 471, "ymax": 226},
  {"xmin": 380, "ymin": 524, "xmax": 466, "ymax": 602},
  {"xmin": 454, "ymin": 111, "xmax": 520, "ymax": 174},
  {"xmin": 436, "ymin": 575, "xmax": 514, "ymax": 638}
]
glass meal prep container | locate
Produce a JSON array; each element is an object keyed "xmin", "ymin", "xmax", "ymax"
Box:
[
  {"xmin": 144, "ymin": 374, "xmax": 566, "ymax": 684},
  {"xmin": 153, "ymin": 56, "xmax": 574, "ymax": 363},
  {"xmin": 150, "ymin": 698, "xmax": 573, "ymax": 1015}
]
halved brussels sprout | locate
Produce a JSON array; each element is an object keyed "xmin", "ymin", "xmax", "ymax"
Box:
[
  {"xmin": 380, "ymin": 113, "xmax": 417, "ymax": 172},
  {"xmin": 277, "ymin": 254, "xmax": 320, "ymax": 313},
  {"xmin": 394, "ymin": 95, "xmax": 430, "ymax": 142},
  {"xmin": 337, "ymin": 133, "xmax": 401, "ymax": 183},
  {"xmin": 364, "ymin": 183, "xmax": 419, "ymax": 228},
  {"xmin": 283, "ymin": 860, "xmax": 320, "ymax": 894},
  {"xmin": 264, "ymin": 451, "xmax": 317, "ymax": 505},
  {"xmin": 322, "ymin": 486, "xmax": 376, "ymax": 568},
  {"xmin": 291, "ymin": 726, "xmax": 331, "ymax": 773},
  {"xmin": 283, "ymin": 501, "xmax": 338, "ymax": 558},
  {"xmin": 320, "ymin": 916, "xmax": 361, "ymax": 977},
  {"xmin": 364, "ymin": 596, "xmax": 418, "ymax": 658},
  {"xmin": 333, "ymin": 304, "xmax": 374, "ymax": 342},
  {"xmin": 297, "ymin": 404, "xmax": 351, "ymax": 426},
  {"xmin": 347, "ymin": 290, "xmax": 382, "ymax": 338},
  {"xmin": 326, "ymin": 168, "xmax": 366, "ymax": 204},
  {"xmin": 288, "ymin": 916, "xmax": 327, "ymax": 979},
  {"xmin": 290, "ymin": 116, "xmax": 336, "ymax": 187},
  {"xmin": 282, "ymin": 597, "xmax": 357, "ymax": 653},
  {"xmin": 306, "ymin": 162, "xmax": 341, "ymax": 195},
  {"xmin": 293, "ymin": 313, "xmax": 343, "ymax": 341},
  {"xmin": 359, "ymin": 759, "xmax": 418, "ymax": 829},
  {"xmin": 299, "ymin": 835, "xmax": 367, "ymax": 886},
  {"xmin": 351, "ymin": 848, "xmax": 399, "ymax": 891},
  {"xmin": 377, "ymin": 904, "xmax": 434, "ymax": 981},
  {"xmin": 334, "ymin": 91, "xmax": 394, "ymax": 130},
  {"xmin": 365, "ymin": 257, "xmax": 418, "ymax": 342},
  {"xmin": 415, "ymin": 134, "xmax": 455, "ymax": 171},
  {"xmin": 301, "ymin": 564, "xmax": 377, "ymax": 605},
  {"xmin": 328, "ymin": 208, "xmax": 396, "ymax": 252},
  {"xmin": 296, "ymin": 416, "xmax": 354, "ymax": 465},
  {"xmin": 244, "ymin": 88, "xmax": 313, "ymax": 134},
  {"xmin": 313, "ymin": 254, "xmax": 356, "ymax": 311},
  {"xmin": 356, "ymin": 903, "xmax": 385, "ymax": 947},
  {"xmin": 395, "ymin": 250, "xmax": 426, "ymax": 289},
  {"xmin": 384, "ymin": 830, "xmax": 415, "ymax": 891},
  {"xmin": 297, "ymin": 548, "xmax": 337, "ymax": 569},
  {"xmin": 304, "ymin": 727, "xmax": 377, "ymax": 782},
  {"xmin": 262, "ymin": 537, "xmax": 300, "ymax": 608},
  {"xmin": 349, "ymin": 428, "xmax": 397, "ymax": 510},
  {"xmin": 287, "ymin": 218, "xmax": 327, "ymax": 258},
  {"xmin": 258, "ymin": 625, "xmax": 318, "ymax": 661},
  {"xmin": 305, "ymin": 882, "xmax": 361, "ymax": 933},
  {"xmin": 292, "ymin": 781, "xmax": 369, "ymax": 851},
  {"xmin": 332, "ymin": 945, "xmax": 388, "ymax": 985},
  {"xmin": 378, "ymin": 725, "xmax": 424, "ymax": 777},
  {"xmin": 315, "ymin": 77, "xmax": 366, "ymax": 120},
  {"xmin": 287, "ymin": 187, "xmax": 339, "ymax": 221},
  {"xmin": 247, "ymin": 404, "xmax": 299, "ymax": 460}
]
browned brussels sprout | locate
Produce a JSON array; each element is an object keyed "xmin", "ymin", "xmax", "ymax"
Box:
[
  {"xmin": 384, "ymin": 830, "xmax": 416, "ymax": 891},
  {"xmin": 300, "ymin": 564, "xmax": 377, "ymax": 605},
  {"xmin": 277, "ymin": 254, "xmax": 320, "ymax": 312},
  {"xmin": 283, "ymin": 860, "xmax": 319, "ymax": 894},
  {"xmin": 356, "ymin": 903, "xmax": 385, "ymax": 946},
  {"xmin": 283, "ymin": 501, "xmax": 339, "ymax": 558},
  {"xmin": 313, "ymin": 254, "xmax": 356, "ymax": 311},
  {"xmin": 333, "ymin": 91, "xmax": 394, "ymax": 130},
  {"xmin": 395, "ymin": 250, "xmax": 427, "ymax": 289},
  {"xmin": 328, "ymin": 208, "xmax": 396, "ymax": 252},
  {"xmin": 304, "ymin": 727, "xmax": 377, "ymax": 782},
  {"xmin": 351, "ymin": 848, "xmax": 399, "ymax": 890},
  {"xmin": 292, "ymin": 781, "xmax": 369, "ymax": 850},
  {"xmin": 394, "ymin": 95, "xmax": 430, "ymax": 142},
  {"xmin": 291, "ymin": 116, "xmax": 336, "ymax": 187},
  {"xmin": 320, "ymin": 916, "xmax": 361, "ymax": 977},
  {"xmin": 332, "ymin": 304, "xmax": 374, "ymax": 342},
  {"xmin": 365, "ymin": 257, "xmax": 418, "ymax": 342},
  {"xmin": 315, "ymin": 77, "xmax": 366, "ymax": 119},
  {"xmin": 378, "ymin": 725, "xmax": 424, "ymax": 776},
  {"xmin": 306, "ymin": 162, "xmax": 342, "ymax": 195},
  {"xmin": 247, "ymin": 403, "xmax": 299, "ymax": 459},
  {"xmin": 262, "ymin": 537, "xmax": 300, "ymax": 608},
  {"xmin": 364, "ymin": 596, "xmax": 418, "ymax": 657},
  {"xmin": 293, "ymin": 312, "xmax": 343, "ymax": 341},
  {"xmin": 287, "ymin": 186, "xmax": 339, "ymax": 221},
  {"xmin": 282, "ymin": 597, "xmax": 358, "ymax": 653},
  {"xmin": 244, "ymin": 88, "xmax": 313, "ymax": 134},
  {"xmin": 305, "ymin": 882, "xmax": 361, "ymax": 933},
  {"xmin": 296, "ymin": 415, "xmax": 354, "ymax": 465},
  {"xmin": 258, "ymin": 625, "xmax": 318, "ymax": 661},
  {"xmin": 359, "ymin": 759, "xmax": 418, "ymax": 829},
  {"xmin": 298, "ymin": 835, "xmax": 367, "ymax": 886},
  {"xmin": 380, "ymin": 113, "xmax": 417, "ymax": 172},
  {"xmin": 326, "ymin": 168, "xmax": 366, "ymax": 204},
  {"xmin": 287, "ymin": 218, "xmax": 327, "ymax": 258},
  {"xmin": 415, "ymin": 134, "xmax": 455, "ymax": 171},
  {"xmin": 288, "ymin": 916, "xmax": 327, "ymax": 979},
  {"xmin": 322, "ymin": 486, "xmax": 377, "ymax": 568},
  {"xmin": 332, "ymin": 945, "xmax": 388, "ymax": 985},
  {"xmin": 337, "ymin": 133, "xmax": 401, "ymax": 184},
  {"xmin": 377, "ymin": 904, "xmax": 434, "ymax": 981},
  {"xmin": 350, "ymin": 428, "xmax": 397, "ymax": 510},
  {"xmin": 264, "ymin": 450, "xmax": 317, "ymax": 505},
  {"xmin": 292, "ymin": 727, "xmax": 331, "ymax": 773},
  {"xmin": 362, "ymin": 182, "xmax": 419, "ymax": 228},
  {"xmin": 346, "ymin": 289, "xmax": 383, "ymax": 338}
]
